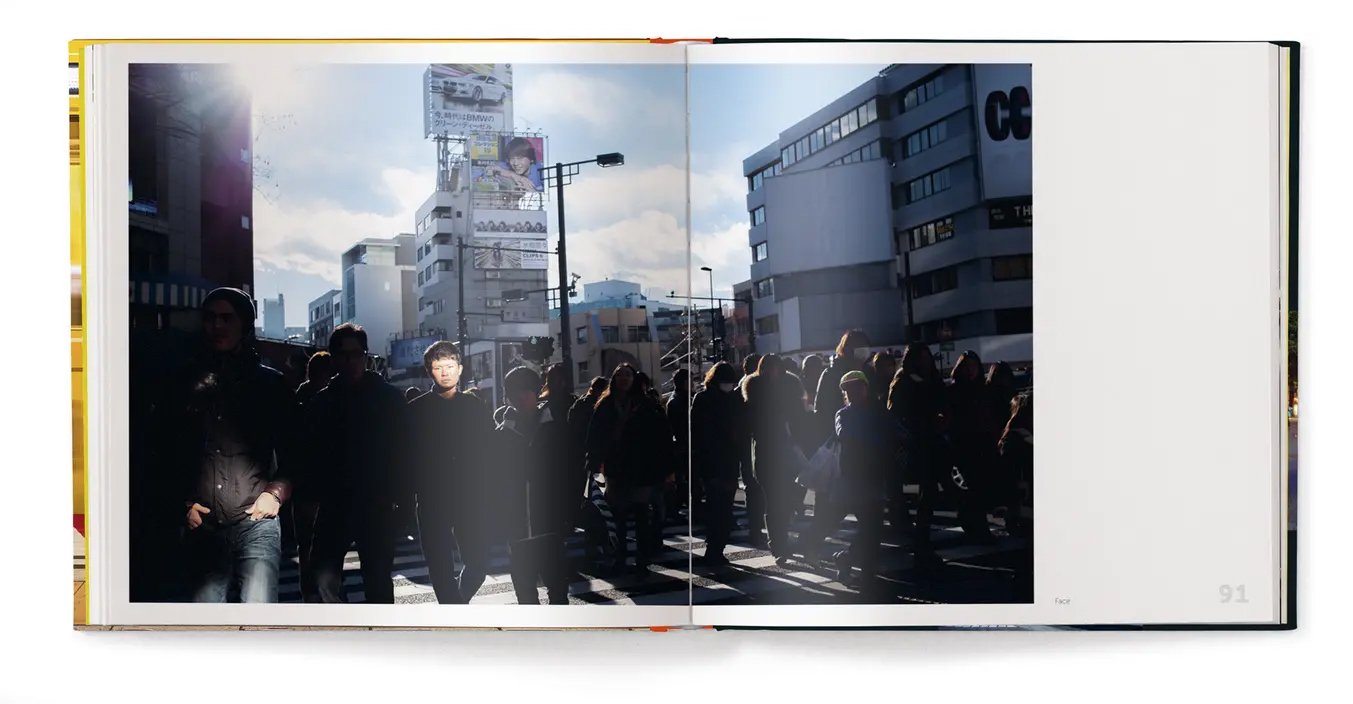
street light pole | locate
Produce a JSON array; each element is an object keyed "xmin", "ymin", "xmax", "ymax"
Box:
[
  {"xmin": 701, "ymin": 266, "xmax": 714, "ymax": 364},
  {"xmin": 544, "ymin": 152, "xmax": 623, "ymax": 391},
  {"xmin": 457, "ymin": 236, "xmax": 468, "ymax": 390},
  {"xmin": 555, "ymin": 161, "xmax": 573, "ymax": 389}
]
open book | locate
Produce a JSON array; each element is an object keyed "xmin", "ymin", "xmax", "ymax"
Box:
[{"xmin": 70, "ymin": 39, "xmax": 1297, "ymax": 630}]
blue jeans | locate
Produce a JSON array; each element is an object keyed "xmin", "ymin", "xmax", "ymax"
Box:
[{"xmin": 188, "ymin": 517, "xmax": 282, "ymax": 603}]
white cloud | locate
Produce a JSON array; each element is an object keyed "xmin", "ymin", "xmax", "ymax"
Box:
[
  {"xmin": 558, "ymin": 157, "xmax": 745, "ymax": 230},
  {"xmin": 558, "ymin": 164, "xmax": 686, "ymax": 227},
  {"xmin": 514, "ymin": 69, "xmax": 682, "ymax": 134},
  {"xmin": 691, "ymin": 145, "xmax": 754, "ymax": 214},
  {"xmin": 691, "ymin": 221, "xmax": 753, "ymax": 292},
  {"xmin": 548, "ymin": 212, "xmax": 752, "ymax": 303},
  {"xmin": 556, "ymin": 210, "xmax": 689, "ymax": 298},
  {"xmin": 252, "ymin": 167, "xmax": 433, "ymax": 284}
]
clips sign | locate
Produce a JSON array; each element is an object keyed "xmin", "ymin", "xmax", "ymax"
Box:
[{"xmin": 972, "ymin": 65, "xmax": 1032, "ymax": 202}]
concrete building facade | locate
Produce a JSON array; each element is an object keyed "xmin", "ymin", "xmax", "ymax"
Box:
[{"xmin": 742, "ymin": 63, "xmax": 1032, "ymax": 369}]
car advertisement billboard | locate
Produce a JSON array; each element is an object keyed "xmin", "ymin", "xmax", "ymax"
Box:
[
  {"xmin": 973, "ymin": 64, "xmax": 1032, "ymax": 202},
  {"xmin": 471, "ymin": 134, "xmax": 545, "ymax": 193},
  {"xmin": 472, "ymin": 209, "xmax": 547, "ymax": 237},
  {"xmin": 423, "ymin": 64, "xmax": 512, "ymax": 137},
  {"xmin": 472, "ymin": 239, "xmax": 549, "ymax": 270}
]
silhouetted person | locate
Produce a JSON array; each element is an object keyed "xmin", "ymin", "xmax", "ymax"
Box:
[
  {"xmin": 947, "ymin": 351, "xmax": 997, "ymax": 543},
  {"xmin": 800, "ymin": 354, "xmax": 826, "ymax": 409},
  {"xmin": 303, "ymin": 324, "xmax": 407, "ymax": 603},
  {"xmin": 493, "ymin": 366, "xmax": 562, "ymax": 604},
  {"xmin": 868, "ymin": 352, "xmax": 897, "ymax": 405},
  {"xmin": 889, "ymin": 343, "xmax": 947, "ymax": 567},
  {"xmin": 803, "ymin": 330, "xmax": 871, "ymax": 559},
  {"xmin": 290, "ymin": 349, "xmax": 334, "ymax": 601},
  {"xmin": 294, "ymin": 351, "xmax": 333, "ymax": 405},
  {"xmin": 999, "ymin": 391, "xmax": 1033, "ymax": 602},
  {"xmin": 585, "ymin": 364, "xmax": 674, "ymax": 573},
  {"xmin": 153, "ymin": 287, "xmax": 296, "ymax": 602},
  {"xmin": 986, "ymin": 362, "xmax": 1019, "ymax": 440},
  {"xmin": 738, "ymin": 354, "xmax": 766, "ymax": 547},
  {"xmin": 521, "ymin": 364, "xmax": 582, "ymax": 604},
  {"xmin": 831, "ymin": 370, "xmax": 904, "ymax": 589},
  {"xmin": 664, "ymin": 368, "xmax": 693, "ymax": 521},
  {"xmin": 743, "ymin": 354, "xmax": 807, "ymax": 564},
  {"xmin": 692, "ymin": 362, "xmax": 745, "ymax": 567},
  {"xmin": 569, "ymin": 376, "xmax": 614, "ymax": 563}
]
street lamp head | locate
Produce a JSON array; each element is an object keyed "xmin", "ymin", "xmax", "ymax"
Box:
[
  {"xmin": 700, "ymin": 266, "xmax": 712, "ymax": 272},
  {"xmin": 596, "ymin": 152, "xmax": 625, "ymax": 167}
]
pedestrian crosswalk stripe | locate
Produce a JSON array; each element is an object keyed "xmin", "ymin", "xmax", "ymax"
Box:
[{"xmin": 277, "ymin": 491, "xmax": 1029, "ymax": 605}]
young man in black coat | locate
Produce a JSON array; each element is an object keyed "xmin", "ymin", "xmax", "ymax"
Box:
[{"xmin": 406, "ymin": 341, "xmax": 494, "ymax": 604}]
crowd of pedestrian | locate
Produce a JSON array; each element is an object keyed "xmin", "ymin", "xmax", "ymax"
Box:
[{"xmin": 131, "ymin": 288, "xmax": 1031, "ymax": 605}]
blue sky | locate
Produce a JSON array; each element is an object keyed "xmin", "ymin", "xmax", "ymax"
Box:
[{"xmin": 246, "ymin": 61, "xmax": 882, "ymax": 326}]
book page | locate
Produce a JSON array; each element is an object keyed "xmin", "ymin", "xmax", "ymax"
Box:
[
  {"xmin": 85, "ymin": 40, "xmax": 699, "ymax": 629},
  {"xmin": 686, "ymin": 40, "xmax": 1285, "ymax": 628}
]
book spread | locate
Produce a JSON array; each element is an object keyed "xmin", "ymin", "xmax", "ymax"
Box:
[{"xmin": 70, "ymin": 39, "xmax": 1297, "ymax": 630}]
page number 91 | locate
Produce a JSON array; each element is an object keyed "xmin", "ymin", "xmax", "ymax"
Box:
[{"xmin": 1219, "ymin": 585, "xmax": 1249, "ymax": 604}]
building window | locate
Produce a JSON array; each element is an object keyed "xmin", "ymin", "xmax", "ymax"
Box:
[
  {"xmin": 751, "ymin": 207, "xmax": 766, "ymax": 227},
  {"xmin": 828, "ymin": 140, "xmax": 885, "ymax": 168},
  {"xmin": 752, "ymin": 241, "xmax": 768, "ymax": 263},
  {"xmin": 995, "ymin": 307, "xmax": 1033, "ymax": 335},
  {"xmin": 780, "ymin": 100, "xmax": 877, "ymax": 170},
  {"xmin": 906, "ymin": 166, "xmax": 953, "ymax": 204},
  {"xmin": 486, "ymin": 298, "xmax": 503, "ymax": 308},
  {"xmin": 992, "ymin": 255, "xmax": 1033, "ymax": 281},
  {"xmin": 899, "ymin": 71, "xmax": 946, "ymax": 113},
  {"xmin": 578, "ymin": 361, "xmax": 589, "ymax": 379},
  {"xmin": 418, "ymin": 271, "xmax": 425, "ymax": 286},
  {"xmin": 627, "ymin": 325, "xmax": 651, "ymax": 342},
  {"xmin": 756, "ymin": 314, "xmax": 779, "ymax": 335},
  {"xmin": 908, "ymin": 216, "xmax": 956, "ymax": 250},
  {"xmin": 436, "ymin": 259, "xmax": 454, "ymax": 272},
  {"xmin": 910, "ymin": 266, "xmax": 959, "ymax": 299},
  {"xmin": 903, "ymin": 118, "xmax": 950, "ymax": 158},
  {"xmin": 754, "ymin": 278, "xmax": 774, "ymax": 299},
  {"xmin": 601, "ymin": 326, "xmax": 619, "ymax": 343},
  {"xmin": 576, "ymin": 326, "xmax": 587, "ymax": 344}
]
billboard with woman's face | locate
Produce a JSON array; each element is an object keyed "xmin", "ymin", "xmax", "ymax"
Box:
[{"xmin": 472, "ymin": 135, "xmax": 544, "ymax": 193}]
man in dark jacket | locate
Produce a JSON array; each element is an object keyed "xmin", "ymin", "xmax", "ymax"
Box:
[
  {"xmin": 692, "ymin": 362, "xmax": 745, "ymax": 567},
  {"xmin": 302, "ymin": 323, "xmax": 408, "ymax": 603},
  {"xmin": 569, "ymin": 377, "xmax": 613, "ymax": 563},
  {"xmin": 289, "ymin": 350, "xmax": 333, "ymax": 602},
  {"xmin": 158, "ymin": 287, "xmax": 296, "ymax": 603},
  {"xmin": 406, "ymin": 341, "xmax": 494, "ymax": 604},
  {"xmin": 494, "ymin": 366, "xmax": 571, "ymax": 604},
  {"xmin": 737, "ymin": 354, "xmax": 766, "ymax": 547},
  {"xmin": 664, "ymin": 368, "xmax": 693, "ymax": 521},
  {"xmin": 833, "ymin": 370, "xmax": 905, "ymax": 587}
]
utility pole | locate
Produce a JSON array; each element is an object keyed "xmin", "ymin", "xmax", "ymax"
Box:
[
  {"xmin": 554, "ymin": 161, "xmax": 573, "ymax": 389},
  {"xmin": 457, "ymin": 236, "xmax": 468, "ymax": 390}
]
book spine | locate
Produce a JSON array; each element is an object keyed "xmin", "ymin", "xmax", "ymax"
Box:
[{"xmin": 69, "ymin": 41, "xmax": 89, "ymax": 628}]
